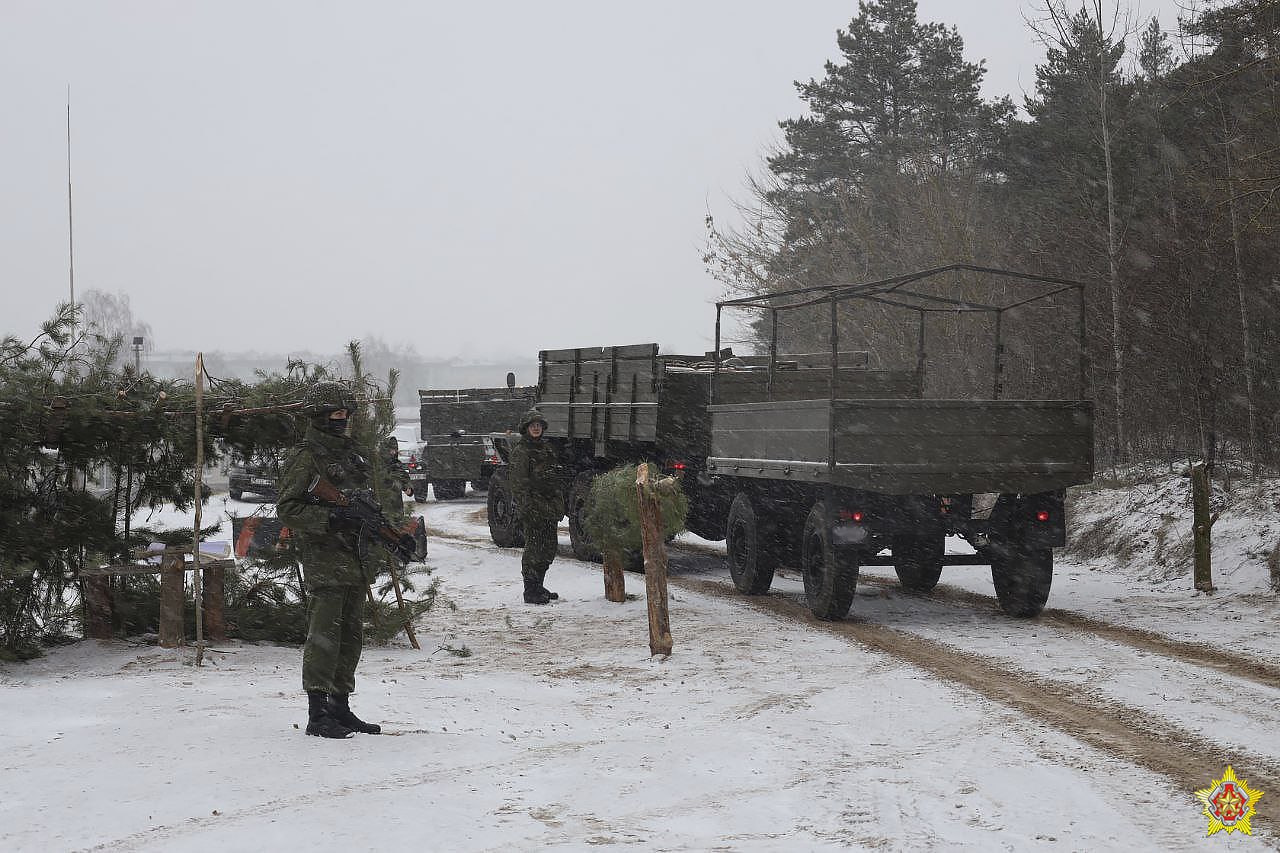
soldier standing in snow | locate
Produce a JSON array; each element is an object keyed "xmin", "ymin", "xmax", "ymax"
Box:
[
  {"xmin": 507, "ymin": 409, "xmax": 568, "ymax": 604},
  {"xmin": 277, "ymin": 381, "xmax": 382, "ymax": 739}
]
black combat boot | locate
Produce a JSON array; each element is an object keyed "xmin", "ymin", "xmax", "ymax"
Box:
[
  {"xmin": 306, "ymin": 691, "xmax": 353, "ymax": 739},
  {"xmin": 523, "ymin": 578, "xmax": 552, "ymax": 604},
  {"xmin": 329, "ymin": 693, "xmax": 381, "ymax": 735},
  {"xmin": 537, "ymin": 567, "xmax": 559, "ymax": 600}
]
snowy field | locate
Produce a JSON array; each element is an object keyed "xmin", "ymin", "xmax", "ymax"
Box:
[{"xmin": 2, "ymin": 477, "xmax": 1279, "ymax": 852}]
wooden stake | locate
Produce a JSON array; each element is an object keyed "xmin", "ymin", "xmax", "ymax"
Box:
[
  {"xmin": 385, "ymin": 554, "xmax": 420, "ymax": 649},
  {"xmin": 158, "ymin": 553, "xmax": 185, "ymax": 648},
  {"xmin": 635, "ymin": 463, "xmax": 672, "ymax": 657},
  {"xmin": 1191, "ymin": 462, "xmax": 1217, "ymax": 593},
  {"xmin": 603, "ymin": 551, "xmax": 626, "ymax": 603},
  {"xmin": 203, "ymin": 564, "xmax": 227, "ymax": 642},
  {"xmin": 193, "ymin": 353, "xmax": 206, "ymax": 664},
  {"xmin": 83, "ymin": 575, "xmax": 113, "ymax": 639}
]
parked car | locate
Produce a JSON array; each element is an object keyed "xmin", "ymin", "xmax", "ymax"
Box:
[
  {"xmin": 228, "ymin": 451, "xmax": 281, "ymax": 502},
  {"xmin": 390, "ymin": 423, "xmax": 429, "ymax": 503}
]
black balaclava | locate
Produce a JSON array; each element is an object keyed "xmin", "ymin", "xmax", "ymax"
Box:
[{"xmin": 318, "ymin": 413, "xmax": 348, "ymax": 436}]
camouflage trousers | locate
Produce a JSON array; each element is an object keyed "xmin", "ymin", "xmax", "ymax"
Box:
[
  {"xmin": 302, "ymin": 584, "xmax": 365, "ymax": 695},
  {"xmin": 521, "ymin": 515, "xmax": 559, "ymax": 584}
]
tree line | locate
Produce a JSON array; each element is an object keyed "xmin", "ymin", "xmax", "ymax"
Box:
[{"xmin": 706, "ymin": 0, "xmax": 1279, "ymax": 472}]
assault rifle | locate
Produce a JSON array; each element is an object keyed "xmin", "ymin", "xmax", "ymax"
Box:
[{"xmin": 306, "ymin": 474, "xmax": 416, "ymax": 563}]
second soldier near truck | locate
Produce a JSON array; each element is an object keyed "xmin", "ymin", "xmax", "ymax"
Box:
[{"xmin": 507, "ymin": 409, "xmax": 568, "ymax": 604}]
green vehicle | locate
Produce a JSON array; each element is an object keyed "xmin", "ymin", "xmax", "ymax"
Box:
[
  {"xmin": 485, "ymin": 343, "xmax": 730, "ymax": 553},
  {"xmin": 419, "ymin": 382, "xmax": 535, "ymax": 501},
  {"xmin": 487, "ymin": 265, "xmax": 1094, "ymax": 621},
  {"xmin": 707, "ymin": 265, "xmax": 1094, "ymax": 619}
]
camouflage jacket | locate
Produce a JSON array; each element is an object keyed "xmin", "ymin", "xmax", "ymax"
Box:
[
  {"xmin": 379, "ymin": 452, "xmax": 411, "ymax": 520},
  {"xmin": 277, "ymin": 424, "xmax": 376, "ymax": 586},
  {"xmin": 507, "ymin": 435, "xmax": 566, "ymax": 523}
]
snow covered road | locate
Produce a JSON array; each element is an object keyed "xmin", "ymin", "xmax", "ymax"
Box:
[{"xmin": 1, "ymin": 495, "xmax": 1276, "ymax": 851}]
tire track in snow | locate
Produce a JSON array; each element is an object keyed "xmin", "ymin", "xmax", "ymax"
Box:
[
  {"xmin": 74, "ymin": 736, "xmax": 611, "ymax": 853},
  {"xmin": 433, "ymin": 527, "xmax": 1280, "ymax": 689},
  {"xmin": 428, "ymin": 521, "xmax": 1280, "ymax": 827},
  {"xmin": 855, "ymin": 575, "xmax": 1280, "ymax": 691},
  {"xmin": 675, "ymin": 576, "xmax": 1280, "ymax": 829}
]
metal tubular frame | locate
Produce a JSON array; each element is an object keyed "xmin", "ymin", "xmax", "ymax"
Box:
[{"xmin": 712, "ymin": 265, "xmax": 1089, "ymax": 406}]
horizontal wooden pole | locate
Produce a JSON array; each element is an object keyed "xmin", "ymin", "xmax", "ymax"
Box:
[{"xmin": 82, "ymin": 559, "xmax": 235, "ymax": 577}]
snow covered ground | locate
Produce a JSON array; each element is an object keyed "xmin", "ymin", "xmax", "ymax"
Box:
[{"xmin": 2, "ymin": 476, "xmax": 1278, "ymax": 852}]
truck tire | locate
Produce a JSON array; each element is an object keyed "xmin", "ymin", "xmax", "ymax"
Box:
[
  {"xmin": 472, "ymin": 476, "xmax": 490, "ymax": 493},
  {"xmin": 229, "ymin": 487, "xmax": 243, "ymax": 501},
  {"xmin": 568, "ymin": 471, "xmax": 602, "ymax": 562},
  {"xmin": 413, "ymin": 485, "xmax": 429, "ymax": 504},
  {"xmin": 991, "ymin": 543, "xmax": 1052, "ymax": 617},
  {"xmin": 487, "ymin": 468, "xmax": 525, "ymax": 548},
  {"xmin": 801, "ymin": 502, "xmax": 858, "ymax": 620},
  {"xmin": 892, "ymin": 534, "xmax": 944, "ymax": 592},
  {"xmin": 434, "ymin": 480, "xmax": 466, "ymax": 501},
  {"xmin": 725, "ymin": 493, "xmax": 777, "ymax": 595}
]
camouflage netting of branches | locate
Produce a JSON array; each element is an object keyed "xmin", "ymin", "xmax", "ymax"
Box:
[
  {"xmin": 583, "ymin": 465, "xmax": 688, "ymax": 559},
  {"xmin": 0, "ymin": 305, "xmax": 434, "ymax": 659}
]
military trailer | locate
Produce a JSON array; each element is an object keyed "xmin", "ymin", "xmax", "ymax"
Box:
[
  {"xmin": 418, "ymin": 383, "xmax": 535, "ymax": 501},
  {"xmin": 707, "ymin": 264, "xmax": 1094, "ymax": 619},
  {"xmin": 486, "ymin": 344, "xmax": 731, "ymax": 553}
]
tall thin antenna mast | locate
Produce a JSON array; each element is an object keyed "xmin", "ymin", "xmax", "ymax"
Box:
[{"xmin": 66, "ymin": 86, "xmax": 76, "ymax": 325}]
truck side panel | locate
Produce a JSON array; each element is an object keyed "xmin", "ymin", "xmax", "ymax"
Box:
[{"xmin": 709, "ymin": 399, "xmax": 1093, "ymax": 495}]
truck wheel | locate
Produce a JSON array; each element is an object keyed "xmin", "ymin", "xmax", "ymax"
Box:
[
  {"xmin": 568, "ymin": 471, "xmax": 602, "ymax": 562},
  {"xmin": 991, "ymin": 543, "xmax": 1053, "ymax": 617},
  {"xmin": 892, "ymin": 534, "xmax": 944, "ymax": 592},
  {"xmin": 725, "ymin": 493, "xmax": 777, "ymax": 595},
  {"xmin": 801, "ymin": 502, "xmax": 858, "ymax": 620},
  {"xmin": 434, "ymin": 480, "xmax": 466, "ymax": 501},
  {"xmin": 229, "ymin": 487, "xmax": 243, "ymax": 501},
  {"xmin": 472, "ymin": 477, "xmax": 490, "ymax": 493},
  {"xmin": 413, "ymin": 482, "xmax": 429, "ymax": 504},
  {"xmin": 487, "ymin": 469, "xmax": 525, "ymax": 548}
]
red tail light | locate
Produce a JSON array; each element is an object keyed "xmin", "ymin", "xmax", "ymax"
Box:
[
  {"xmin": 1035, "ymin": 510, "xmax": 1050, "ymax": 522},
  {"xmin": 838, "ymin": 510, "xmax": 865, "ymax": 522},
  {"xmin": 670, "ymin": 461, "xmax": 687, "ymax": 471}
]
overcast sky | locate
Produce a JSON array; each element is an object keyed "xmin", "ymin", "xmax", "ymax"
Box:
[{"xmin": 1, "ymin": 1, "xmax": 1187, "ymax": 363}]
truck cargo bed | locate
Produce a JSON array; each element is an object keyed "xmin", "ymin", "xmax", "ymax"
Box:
[{"xmin": 708, "ymin": 398, "xmax": 1094, "ymax": 494}]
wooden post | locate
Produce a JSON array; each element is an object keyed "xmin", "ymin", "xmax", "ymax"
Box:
[
  {"xmin": 193, "ymin": 353, "xmax": 206, "ymax": 663},
  {"xmin": 158, "ymin": 554, "xmax": 185, "ymax": 648},
  {"xmin": 1191, "ymin": 462, "xmax": 1216, "ymax": 593},
  {"xmin": 83, "ymin": 576, "xmax": 114, "ymax": 639},
  {"xmin": 385, "ymin": 554, "xmax": 420, "ymax": 650},
  {"xmin": 603, "ymin": 551, "xmax": 626, "ymax": 603},
  {"xmin": 203, "ymin": 564, "xmax": 227, "ymax": 642},
  {"xmin": 635, "ymin": 463, "xmax": 672, "ymax": 657}
]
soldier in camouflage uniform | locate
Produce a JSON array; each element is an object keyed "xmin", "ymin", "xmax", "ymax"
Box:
[
  {"xmin": 378, "ymin": 435, "xmax": 412, "ymax": 524},
  {"xmin": 507, "ymin": 409, "xmax": 568, "ymax": 604},
  {"xmin": 277, "ymin": 381, "xmax": 382, "ymax": 738}
]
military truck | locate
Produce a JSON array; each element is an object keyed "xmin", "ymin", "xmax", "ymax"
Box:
[
  {"xmin": 706, "ymin": 265, "xmax": 1094, "ymax": 619},
  {"xmin": 486, "ymin": 266, "xmax": 1093, "ymax": 619},
  {"xmin": 419, "ymin": 382, "xmax": 535, "ymax": 501},
  {"xmin": 485, "ymin": 344, "xmax": 731, "ymax": 553}
]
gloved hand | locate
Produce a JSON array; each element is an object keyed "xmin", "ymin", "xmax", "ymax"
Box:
[{"xmin": 328, "ymin": 505, "xmax": 367, "ymax": 534}]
